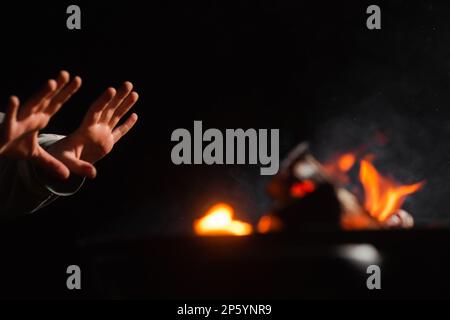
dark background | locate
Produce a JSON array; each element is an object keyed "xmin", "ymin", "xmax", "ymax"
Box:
[{"xmin": 0, "ymin": 0, "xmax": 450, "ymax": 243}]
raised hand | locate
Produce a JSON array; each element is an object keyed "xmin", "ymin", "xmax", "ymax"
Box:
[
  {"xmin": 0, "ymin": 71, "xmax": 82, "ymax": 179},
  {"xmin": 47, "ymin": 81, "xmax": 139, "ymax": 178}
]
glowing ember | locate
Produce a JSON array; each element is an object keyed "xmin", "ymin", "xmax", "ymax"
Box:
[
  {"xmin": 194, "ymin": 203, "xmax": 253, "ymax": 236},
  {"xmin": 359, "ymin": 159, "xmax": 423, "ymax": 222},
  {"xmin": 290, "ymin": 180, "xmax": 316, "ymax": 198},
  {"xmin": 257, "ymin": 214, "xmax": 283, "ymax": 233}
]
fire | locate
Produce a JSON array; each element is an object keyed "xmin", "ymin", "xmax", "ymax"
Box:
[
  {"xmin": 359, "ymin": 159, "xmax": 423, "ymax": 222},
  {"xmin": 194, "ymin": 203, "xmax": 253, "ymax": 236},
  {"xmin": 196, "ymin": 144, "xmax": 424, "ymax": 234},
  {"xmin": 323, "ymin": 152, "xmax": 356, "ymax": 184},
  {"xmin": 338, "ymin": 153, "xmax": 356, "ymax": 172},
  {"xmin": 325, "ymin": 151, "xmax": 424, "ymax": 223}
]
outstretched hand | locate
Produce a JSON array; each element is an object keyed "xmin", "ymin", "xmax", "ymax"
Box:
[
  {"xmin": 47, "ymin": 81, "xmax": 139, "ymax": 178},
  {"xmin": 0, "ymin": 71, "xmax": 82, "ymax": 179},
  {"xmin": 1, "ymin": 71, "xmax": 139, "ymax": 181}
]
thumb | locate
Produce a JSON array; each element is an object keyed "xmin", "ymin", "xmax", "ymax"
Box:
[
  {"xmin": 6, "ymin": 95, "xmax": 19, "ymax": 126},
  {"xmin": 1, "ymin": 96, "xmax": 20, "ymax": 144}
]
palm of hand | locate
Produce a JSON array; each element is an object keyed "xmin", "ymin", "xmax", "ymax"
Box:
[
  {"xmin": 69, "ymin": 123, "xmax": 116, "ymax": 164},
  {"xmin": 5, "ymin": 111, "xmax": 56, "ymax": 158},
  {"xmin": 0, "ymin": 73, "xmax": 82, "ymax": 178},
  {"xmin": 10, "ymin": 112, "xmax": 50, "ymax": 140},
  {"xmin": 0, "ymin": 82, "xmax": 55, "ymax": 156},
  {"xmin": 47, "ymin": 83, "xmax": 138, "ymax": 178}
]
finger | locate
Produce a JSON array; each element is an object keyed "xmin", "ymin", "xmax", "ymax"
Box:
[
  {"xmin": 34, "ymin": 147, "xmax": 71, "ymax": 180},
  {"xmin": 112, "ymin": 113, "xmax": 138, "ymax": 143},
  {"xmin": 40, "ymin": 70, "xmax": 70, "ymax": 112},
  {"xmin": 45, "ymin": 76, "xmax": 82, "ymax": 115},
  {"xmin": 82, "ymin": 87, "xmax": 116, "ymax": 126},
  {"xmin": 61, "ymin": 154, "xmax": 97, "ymax": 179},
  {"xmin": 56, "ymin": 70, "xmax": 70, "ymax": 89},
  {"xmin": 22, "ymin": 79, "xmax": 58, "ymax": 112},
  {"xmin": 100, "ymin": 82, "xmax": 133, "ymax": 123},
  {"xmin": 45, "ymin": 70, "xmax": 70, "ymax": 99},
  {"xmin": 110, "ymin": 91, "xmax": 139, "ymax": 128},
  {"xmin": 5, "ymin": 95, "xmax": 20, "ymax": 125},
  {"xmin": 1, "ymin": 96, "xmax": 20, "ymax": 143}
]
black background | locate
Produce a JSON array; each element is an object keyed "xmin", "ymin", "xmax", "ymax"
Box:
[{"xmin": 1, "ymin": 0, "xmax": 450, "ymax": 243}]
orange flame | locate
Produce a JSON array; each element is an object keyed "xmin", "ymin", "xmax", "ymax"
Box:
[
  {"xmin": 338, "ymin": 153, "xmax": 356, "ymax": 172},
  {"xmin": 323, "ymin": 152, "xmax": 356, "ymax": 184},
  {"xmin": 194, "ymin": 203, "xmax": 253, "ymax": 236},
  {"xmin": 359, "ymin": 159, "xmax": 423, "ymax": 222}
]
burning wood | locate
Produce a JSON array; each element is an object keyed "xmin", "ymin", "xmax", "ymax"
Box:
[
  {"xmin": 194, "ymin": 142, "xmax": 423, "ymax": 236},
  {"xmin": 262, "ymin": 143, "xmax": 423, "ymax": 232}
]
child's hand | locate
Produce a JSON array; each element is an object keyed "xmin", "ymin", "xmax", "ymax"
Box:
[
  {"xmin": 0, "ymin": 71, "xmax": 82, "ymax": 179},
  {"xmin": 47, "ymin": 82, "xmax": 139, "ymax": 179}
]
